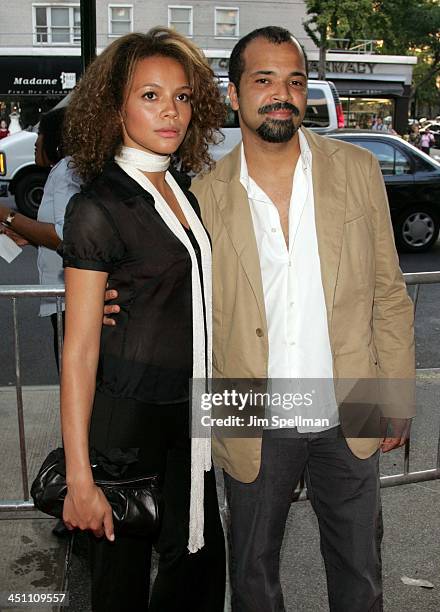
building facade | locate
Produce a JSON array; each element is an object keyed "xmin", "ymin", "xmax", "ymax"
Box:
[{"xmin": 0, "ymin": 0, "xmax": 416, "ymax": 133}]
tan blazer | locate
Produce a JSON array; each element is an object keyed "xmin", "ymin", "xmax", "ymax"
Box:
[{"xmin": 191, "ymin": 128, "xmax": 415, "ymax": 483}]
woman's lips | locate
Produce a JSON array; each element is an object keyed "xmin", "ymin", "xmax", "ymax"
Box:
[{"xmin": 156, "ymin": 129, "xmax": 179, "ymax": 138}]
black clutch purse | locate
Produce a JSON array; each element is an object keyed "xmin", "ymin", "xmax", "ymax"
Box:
[{"xmin": 31, "ymin": 447, "xmax": 162, "ymax": 538}]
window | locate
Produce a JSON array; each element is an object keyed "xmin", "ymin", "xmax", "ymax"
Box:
[
  {"xmin": 168, "ymin": 6, "xmax": 193, "ymax": 36},
  {"xmin": 303, "ymin": 86, "xmax": 330, "ymax": 129},
  {"xmin": 215, "ymin": 7, "xmax": 239, "ymax": 38},
  {"xmin": 352, "ymin": 140, "xmax": 411, "ymax": 175},
  {"xmin": 33, "ymin": 5, "xmax": 80, "ymax": 45},
  {"xmin": 109, "ymin": 5, "xmax": 133, "ymax": 36}
]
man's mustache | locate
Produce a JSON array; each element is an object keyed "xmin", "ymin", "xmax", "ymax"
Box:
[{"xmin": 258, "ymin": 102, "xmax": 300, "ymax": 116}]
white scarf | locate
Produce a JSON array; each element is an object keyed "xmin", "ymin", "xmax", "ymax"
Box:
[{"xmin": 114, "ymin": 146, "xmax": 212, "ymax": 553}]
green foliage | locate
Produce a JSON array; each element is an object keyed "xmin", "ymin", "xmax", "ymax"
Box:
[
  {"xmin": 304, "ymin": 0, "xmax": 440, "ymax": 108},
  {"xmin": 369, "ymin": 0, "xmax": 440, "ymax": 57},
  {"xmin": 369, "ymin": 0, "xmax": 440, "ymax": 107},
  {"xmin": 303, "ymin": 0, "xmax": 375, "ymax": 50}
]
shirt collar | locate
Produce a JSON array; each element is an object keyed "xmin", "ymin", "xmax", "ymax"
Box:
[{"xmin": 240, "ymin": 127, "xmax": 312, "ymax": 191}]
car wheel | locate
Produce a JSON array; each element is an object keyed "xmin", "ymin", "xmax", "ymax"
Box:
[
  {"xmin": 395, "ymin": 207, "xmax": 439, "ymax": 252},
  {"xmin": 14, "ymin": 172, "xmax": 47, "ymax": 219}
]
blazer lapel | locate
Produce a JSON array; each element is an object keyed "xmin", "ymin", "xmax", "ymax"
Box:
[
  {"xmin": 303, "ymin": 129, "xmax": 347, "ymax": 330},
  {"xmin": 212, "ymin": 145, "xmax": 267, "ymax": 326}
]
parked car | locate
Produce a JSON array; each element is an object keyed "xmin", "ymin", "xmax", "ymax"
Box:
[
  {"xmin": 0, "ymin": 128, "xmax": 49, "ymax": 218},
  {"xmin": 328, "ymin": 130, "xmax": 440, "ymax": 252}
]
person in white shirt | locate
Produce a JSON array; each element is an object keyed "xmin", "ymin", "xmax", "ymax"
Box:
[
  {"xmin": 189, "ymin": 27, "xmax": 413, "ymax": 612},
  {"xmin": 0, "ymin": 108, "xmax": 82, "ymax": 368}
]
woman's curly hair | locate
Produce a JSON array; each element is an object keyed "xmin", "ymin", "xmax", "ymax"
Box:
[{"xmin": 64, "ymin": 27, "xmax": 226, "ymax": 183}]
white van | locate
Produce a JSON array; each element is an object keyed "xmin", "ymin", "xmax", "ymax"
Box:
[{"xmin": 0, "ymin": 80, "xmax": 342, "ymax": 217}]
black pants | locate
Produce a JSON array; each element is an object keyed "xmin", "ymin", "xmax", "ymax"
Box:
[
  {"xmin": 224, "ymin": 427, "xmax": 383, "ymax": 612},
  {"xmin": 88, "ymin": 391, "xmax": 226, "ymax": 612}
]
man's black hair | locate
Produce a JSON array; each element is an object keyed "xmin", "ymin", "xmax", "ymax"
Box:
[
  {"xmin": 38, "ymin": 107, "xmax": 66, "ymax": 164},
  {"xmin": 228, "ymin": 26, "xmax": 308, "ymax": 95}
]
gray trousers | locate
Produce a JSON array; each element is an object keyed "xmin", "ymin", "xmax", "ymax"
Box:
[{"xmin": 224, "ymin": 427, "xmax": 383, "ymax": 612}]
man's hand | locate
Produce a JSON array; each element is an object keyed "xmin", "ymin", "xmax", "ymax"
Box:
[
  {"xmin": 380, "ymin": 417, "xmax": 412, "ymax": 453},
  {"xmin": 0, "ymin": 226, "xmax": 30, "ymax": 246},
  {"xmin": 103, "ymin": 288, "xmax": 120, "ymax": 326}
]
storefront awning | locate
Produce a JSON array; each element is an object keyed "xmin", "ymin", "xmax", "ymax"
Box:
[
  {"xmin": 333, "ymin": 80, "xmax": 404, "ymax": 97},
  {"xmin": 0, "ymin": 56, "xmax": 81, "ymax": 96}
]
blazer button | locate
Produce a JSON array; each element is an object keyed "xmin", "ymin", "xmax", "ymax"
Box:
[{"xmin": 256, "ymin": 328, "xmax": 264, "ymax": 337}]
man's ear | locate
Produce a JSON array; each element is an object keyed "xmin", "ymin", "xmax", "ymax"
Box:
[{"xmin": 228, "ymin": 82, "xmax": 239, "ymax": 112}]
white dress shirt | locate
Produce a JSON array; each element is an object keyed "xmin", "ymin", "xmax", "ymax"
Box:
[
  {"xmin": 37, "ymin": 156, "xmax": 82, "ymax": 316},
  {"xmin": 240, "ymin": 129, "xmax": 339, "ymax": 431}
]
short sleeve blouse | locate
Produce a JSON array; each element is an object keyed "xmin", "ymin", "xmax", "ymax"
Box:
[{"xmin": 63, "ymin": 193, "xmax": 125, "ymax": 272}]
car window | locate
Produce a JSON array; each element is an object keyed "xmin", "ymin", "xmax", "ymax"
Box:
[
  {"xmin": 351, "ymin": 140, "xmax": 411, "ymax": 175},
  {"xmin": 303, "ymin": 86, "xmax": 330, "ymax": 128},
  {"xmin": 413, "ymin": 154, "xmax": 437, "ymax": 173}
]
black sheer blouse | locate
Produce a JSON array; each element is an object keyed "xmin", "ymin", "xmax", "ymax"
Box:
[{"xmin": 62, "ymin": 161, "xmax": 207, "ymax": 404}]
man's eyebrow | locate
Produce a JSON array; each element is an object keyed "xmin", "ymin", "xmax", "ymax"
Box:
[{"xmin": 250, "ymin": 70, "xmax": 307, "ymax": 79}]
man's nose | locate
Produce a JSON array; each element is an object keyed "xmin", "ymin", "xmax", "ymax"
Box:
[{"xmin": 272, "ymin": 81, "xmax": 291, "ymax": 102}]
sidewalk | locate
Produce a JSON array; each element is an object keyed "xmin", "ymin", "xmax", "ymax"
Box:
[{"xmin": 0, "ymin": 375, "xmax": 439, "ymax": 611}]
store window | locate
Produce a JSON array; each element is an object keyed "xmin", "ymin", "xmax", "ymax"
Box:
[
  {"xmin": 168, "ymin": 6, "xmax": 193, "ymax": 36},
  {"xmin": 215, "ymin": 7, "xmax": 239, "ymax": 38},
  {"xmin": 340, "ymin": 97, "xmax": 394, "ymax": 130},
  {"xmin": 109, "ymin": 5, "xmax": 133, "ymax": 36},
  {"xmin": 33, "ymin": 5, "xmax": 81, "ymax": 45}
]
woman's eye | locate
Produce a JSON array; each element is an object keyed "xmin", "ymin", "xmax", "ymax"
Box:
[
  {"xmin": 177, "ymin": 93, "xmax": 190, "ymax": 102},
  {"xmin": 143, "ymin": 91, "xmax": 156, "ymax": 100}
]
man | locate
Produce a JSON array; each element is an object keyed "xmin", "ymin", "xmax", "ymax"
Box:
[
  {"xmin": 190, "ymin": 27, "xmax": 415, "ymax": 612},
  {"xmin": 104, "ymin": 27, "xmax": 415, "ymax": 611}
]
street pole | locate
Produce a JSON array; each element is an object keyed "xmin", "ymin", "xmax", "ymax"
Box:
[{"xmin": 80, "ymin": 0, "xmax": 97, "ymax": 74}]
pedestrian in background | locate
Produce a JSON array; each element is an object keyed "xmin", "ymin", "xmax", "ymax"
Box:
[
  {"xmin": 420, "ymin": 127, "xmax": 435, "ymax": 155},
  {"xmin": 0, "ymin": 119, "xmax": 9, "ymax": 139},
  {"xmin": 408, "ymin": 124, "xmax": 421, "ymax": 149},
  {"xmin": 372, "ymin": 116, "xmax": 386, "ymax": 131}
]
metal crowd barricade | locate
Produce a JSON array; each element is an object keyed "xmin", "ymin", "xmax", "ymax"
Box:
[
  {"xmin": 0, "ymin": 284, "xmax": 64, "ymax": 513},
  {"xmin": 0, "ymin": 271, "xmax": 440, "ymax": 514}
]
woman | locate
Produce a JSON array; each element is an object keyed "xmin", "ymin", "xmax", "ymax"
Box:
[
  {"xmin": 0, "ymin": 119, "xmax": 9, "ymax": 139},
  {"xmin": 408, "ymin": 124, "xmax": 421, "ymax": 149},
  {"xmin": 61, "ymin": 28, "xmax": 226, "ymax": 611},
  {"xmin": 420, "ymin": 127, "xmax": 435, "ymax": 155},
  {"xmin": 0, "ymin": 108, "xmax": 81, "ymax": 369}
]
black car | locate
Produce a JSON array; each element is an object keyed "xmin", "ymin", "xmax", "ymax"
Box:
[{"xmin": 328, "ymin": 130, "xmax": 440, "ymax": 252}]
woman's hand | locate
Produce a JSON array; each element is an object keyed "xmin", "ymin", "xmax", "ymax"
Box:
[{"xmin": 63, "ymin": 480, "xmax": 115, "ymax": 541}]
